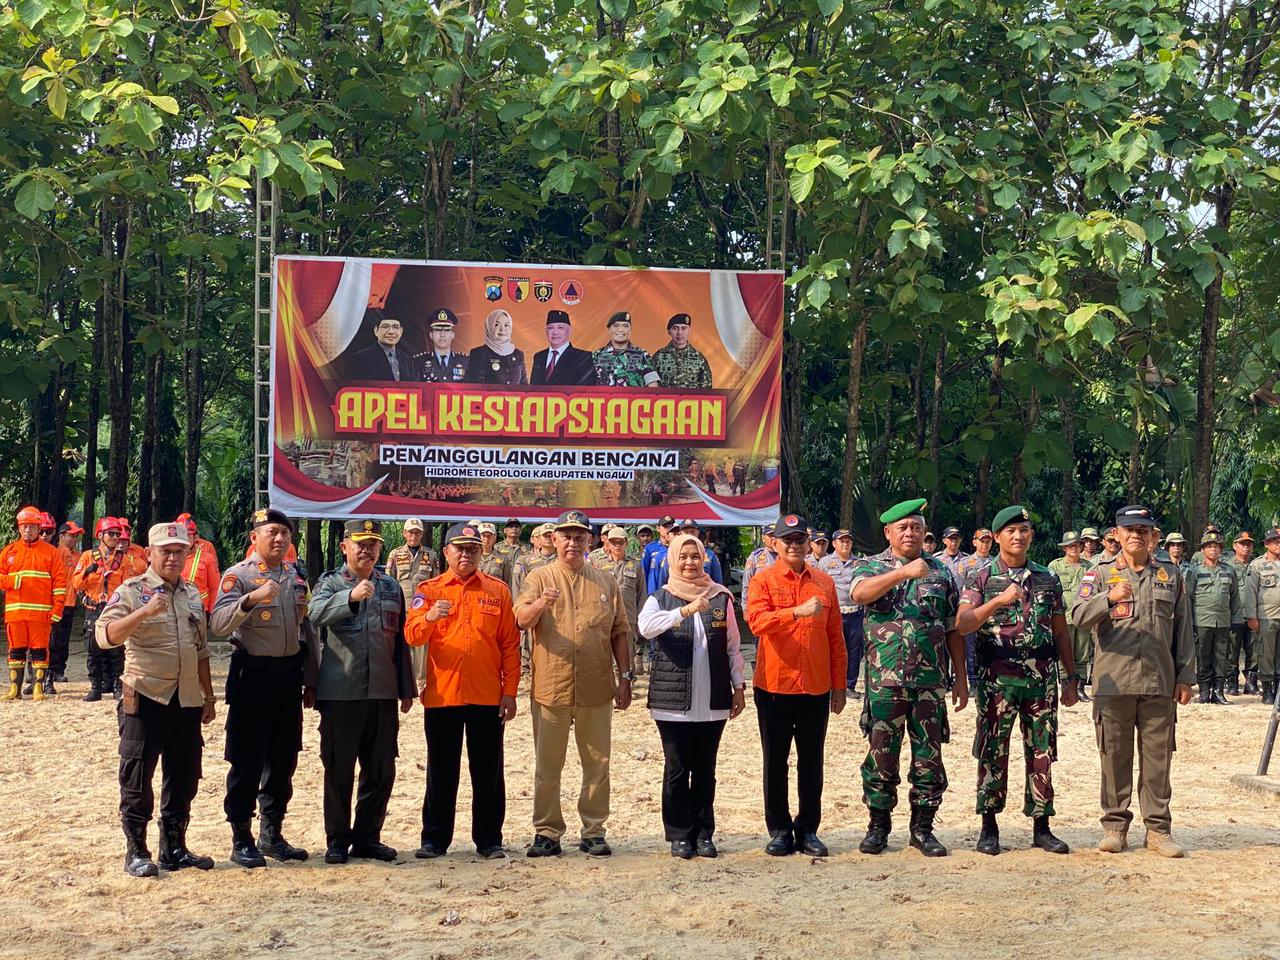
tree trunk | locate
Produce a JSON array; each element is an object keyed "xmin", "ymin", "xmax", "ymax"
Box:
[
  {"xmin": 1192, "ymin": 183, "xmax": 1234, "ymax": 536},
  {"xmin": 973, "ymin": 345, "xmax": 1006, "ymax": 526},
  {"xmin": 183, "ymin": 257, "xmax": 207, "ymax": 513},
  {"xmin": 910, "ymin": 343, "xmax": 926, "ymax": 498},
  {"xmin": 926, "ymin": 339, "xmax": 946, "ymax": 532},
  {"xmin": 137, "ymin": 349, "xmax": 159, "ymax": 532},
  {"xmin": 1127, "ymin": 417, "xmax": 1145, "ymax": 502},
  {"xmin": 1057, "ymin": 392, "xmax": 1076, "ymax": 531},
  {"xmin": 305, "ymin": 518, "xmax": 322, "ymax": 585},
  {"xmin": 103, "ymin": 201, "xmax": 134, "ymax": 517},
  {"xmin": 82, "ymin": 295, "xmax": 104, "ymax": 536},
  {"xmin": 838, "ymin": 312, "xmax": 868, "ymax": 530}
]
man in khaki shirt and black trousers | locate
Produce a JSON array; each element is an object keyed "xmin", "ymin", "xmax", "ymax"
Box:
[
  {"xmin": 96, "ymin": 523, "xmax": 217, "ymax": 878},
  {"xmin": 515, "ymin": 510, "xmax": 632, "ymax": 858},
  {"xmin": 1072, "ymin": 505, "xmax": 1194, "ymax": 858}
]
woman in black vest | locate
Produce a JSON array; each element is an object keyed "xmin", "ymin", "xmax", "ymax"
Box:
[{"xmin": 637, "ymin": 533, "xmax": 745, "ymax": 859}]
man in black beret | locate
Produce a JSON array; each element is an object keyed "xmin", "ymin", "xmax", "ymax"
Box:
[
  {"xmin": 531, "ymin": 310, "xmax": 597, "ymax": 386},
  {"xmin": 652, "ymin": 313, "xmax": 712, "ymax": 389}
]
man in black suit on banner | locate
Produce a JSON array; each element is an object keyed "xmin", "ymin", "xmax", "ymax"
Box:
[
  {"xmin": 348, "ymin": 311, "xmax": 416, "ymax": 382},
  {"xmin": 530, "ymin": 310, "xmax": 597, "ymax": 387}
]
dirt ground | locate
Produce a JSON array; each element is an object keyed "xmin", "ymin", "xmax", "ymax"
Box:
[{"xmin": 1, "ymin": 638, "xmax": 1278, "ymax": 960}]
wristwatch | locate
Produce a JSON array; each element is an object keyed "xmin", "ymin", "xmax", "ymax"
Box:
[{"xmin": 618, "ymin": 671, "xmax": 637, "ymax": 682}]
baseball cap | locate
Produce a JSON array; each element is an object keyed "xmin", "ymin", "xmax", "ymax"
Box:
[
  {"xmin": 344, "ymin": 519, "xmax": 383, "ymax": 542},
  {"xmin": 58, "ymin": 521, "xmax": 84, "ymax": 536},
  {"xmin": 148, "ymin": 522, "xmax": 190, "ymax": 549},
  {"xmin": 1235, "ymin": 531, "xmax": 1255, "ymax": 543},
  {"xmin": 504, "ymin": 518, "xmax": 522, "ymax": 530},
  {"xmin": 444, "ymin": 522, "xmax": 482, "ymax": 546},
  {"xmin": 1200, "ymin": 531, "xmax": 1224, "ymax": 546},
  {"xmin": 602, "ymin": 525, "xmax": 628, "ymax": 541},
  {"xmin": 942, "ymin": 526, "xmax": 961, "ymax": 538},
  {"xmin": 477, "ymin": 522, "xmax": 497, "ymax": 536},
  {"xmin": 1263, "ymin": 528, "xmax": 1280, "ymax": 543},
  {"xmin": 636, "ymin": 523, "xmax": 655, "ymax": 534},
  {"xmin": 832, "ymin": 529, "xmax": 853, "ymax": 540},
  {"xmin": 1115, "ymin": 505, "xmax": 1157, "ymax": 528},
  {"xmin": 555, "ymin": 510, "xmax": 592, "ymax": 532},
  {"xmin": 813, "ymin": 530, "xmax": 829, "ymax": 542},
  {"xmin": 404, "ymin": 518, "xmax": 425, "ymax": 533},
  {"xmin": 532, "ymin": 522, "xmax": 555, "ymax": 537},
  {"xmin": 657, "ymin": 515, "xmax": 676, "ymax": 528},
  {"xmin": 774, "ymin": 514, "xmax": 810, "ymax": 538},
  {"xmin": 1080, "ymin": 527, "xmax": 1101, "ymax": 540}
]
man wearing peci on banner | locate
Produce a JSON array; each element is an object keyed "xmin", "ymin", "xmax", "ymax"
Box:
[{"xmin": 531, "ymin": 310, "xmax": 596, "ymax": 386}]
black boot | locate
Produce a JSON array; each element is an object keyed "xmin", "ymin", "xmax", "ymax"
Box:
[
  {"xmin": 1263, "ymin": 681, "xmax": 1276, "ymax": 706},
  {"xmin": 1228, "ymin": 674, "xmax": 1240, "ymax": 696},
  {"xmin": 908, "ymin": 806, "xmax": 947, "ymax": 857},
  {"xmin": 82, "ymin": 671, "xmax": 103, "ymax": 702},
  {"xmin": 112, "ymin": 675, "xmax": 123, "ymax": 701},
  {"xmin": 258, "ymin": 817, "xmax": 308, "ymax": 862},
  {"xmin": 1032, "ymin": 816, "xmax": 1069, "ymax": 854},
  {"xmin": 858, "ymin": 808, "xmax": 892, "ymax": 854},
  {"xmin": 1076, "ymin": 678, "xmax": 1091, "ymax": 703},
  {"xmin": 1245, "ymin": 670, "xmax": 1258, "ymax": 695},
  {"xmin": 1212, "ymin": 680, "xmax": 1229, "ymax": 705},
  {"xmin": 229, "ymin": 821, "xmax": 266, "ymax": 868},
  {"xmin": 975, "ymin": 812, "xmax": 1000, "ymax": 855},
  {"xmin": 1197, "ymin": 682, "xmax": 1212, "ymax": 704},
  {"xmin": 158, "ymin": 818, "xmax": 214, "ymax": 871},
  {"xmin": 123, "ymin": 823, "xmax": 159, "ymax": 878}
]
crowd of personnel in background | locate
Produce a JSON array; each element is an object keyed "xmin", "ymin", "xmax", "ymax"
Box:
[{"xmin": 2, "ymin": 500, "xmax": 1277, "ymax": 875}]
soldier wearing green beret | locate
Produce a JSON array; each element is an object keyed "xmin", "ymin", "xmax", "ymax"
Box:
[
  {"xmin": 957, "ymin": 506, "xmax": 1078, "ymax": 856},
  {"xmin": 850, "ymin": 498, "xmax": 968, "ymax": 858}
]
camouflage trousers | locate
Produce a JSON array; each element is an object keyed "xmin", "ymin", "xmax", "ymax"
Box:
[
  {"xmin": 859, "ymin": 685, "xmax": 949, "ymax": 811},
  {"xmin": 972, "ymin": 675, "xmax": 1057, "ymax": 817}
]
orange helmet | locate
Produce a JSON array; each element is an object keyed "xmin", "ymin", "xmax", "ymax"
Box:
[
  {"xmin": 16, "ymin": 506, "xmax": 42, "ymax": 526},
  {"xmin": 176, "ymin": 512, "xmax": 197, "ymax": 534},
  {"xmin": 39, "ymin": 512, "xmax": 55, "ymax": 530}
]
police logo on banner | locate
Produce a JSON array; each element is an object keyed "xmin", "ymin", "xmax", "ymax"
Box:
[{"xmin": 484, "ymin": 276, "xmax": 503, "ymax": 301}]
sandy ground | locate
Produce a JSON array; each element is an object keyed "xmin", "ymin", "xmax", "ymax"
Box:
[{"xmin": 1, "ymin": 635, "xmax": 1279, "ymax": 960}]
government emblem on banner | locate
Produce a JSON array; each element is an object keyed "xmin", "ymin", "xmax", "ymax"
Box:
[
  {"xmin": 484, "ymin": 276, "xmax": 503, "ymax": 301},
  {"xmin": 559, "ymin": 279, "xmax": 584, "ymax": 305},
  {"xmin": 507, "ymin": 277, "xmax": 530, "ymax": 302},
  {"xmin": 533, "ymin": 280, "xmax": 553, "ymax": 302}
]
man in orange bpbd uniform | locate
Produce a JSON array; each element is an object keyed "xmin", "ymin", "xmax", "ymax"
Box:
[
  {"xmin": 177, "ymin": 513, "xmax": 221, "ymax": 615},
  {"xmin": 73, "ymin": 517, "xmax": 148, "ymax": 701},
  {"xmin": 745, "ymin": 513, "xmax": 847, "ymax": 858},
  {"xmin": 1, "ymin": 506, "xmax": 68, "ymax": 701},
  {"xmin": 406, "ymin": 522, "xmax": 521, "ymax": 860}
]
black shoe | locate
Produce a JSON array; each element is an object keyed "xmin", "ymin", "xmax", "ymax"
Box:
[
  {"xmin": 1245, "ymin": 671, "xmax": 1259, "ymax": 695},
  {"xmin": 525, "ymin": 836, "xmax": 562, "ymax": 858},
  {"xmin": 908, "ymin": 806, "xmax": 947, "ymax": 857},
  {"xmin": 82, "ymin": 678, "xmax": 103, "ymax": 702},
  {"xmin": 158, "ymin": 818, "xmax": 214, "ymax": 871},
  {"xmin": 1228, "ymin": 676, "xmax": 1240, "ymax": 696},
  {"xmin": 1197, "ymin": 684, "xmax": 1212, "ymax": 704},
  {"xmin": 795, "ymin": 832, "xmax": 828, "ymax": 857},
  {"xmin": 1032, "ymin": 816, "xmax": 1069, "ymax": 854},
  {"xmin": 1076, "ymin": 679, "xmax": 1091, "ymax": 703},
  {"xmin": 414, "ymin": 841, "xmax": 447, "ymax": 859},
  {"xmin": 764, "ymin": 833, "xmax": 794, "ymax": 857},
  {"xmin": 476, "ymin": 845, "xmax": 506, "ymax": 860},
  {"xmin": 229, "ymin": 822, "xmax": 267, "ymax": 869},
  {"xmin": 258, "ymin": 818, "xmax": 308, "ymax": 862},
  {"xmin": 859, "ymin": 809, "xmax": 891, "ymax": 855},
  {"xmin": 349, "ymin": 840, "xmax": 397, "ymax": 861},
  {"xmin": 696, "ymin": 838, "xmax": 718, "ymax": 858},
  {"xmin": 122, "ymin": 823, "xmax": 159, "ymax": 878},
  {"xmin": 1264, "ymin": 681, "xmax": 1276, "ymax": 706},
  {"xmin": 670, "ymin": 840, "xmax": 695, "ymax": 859},
  {"xmin": 975, "ymin": 813, "xmax": 1000, "ymax": 856},
  {"xmin": 324, "ymin": 841, "xmax": 349, "ymax": 864},
  {"xmin": 578, "ymin": 837, "xmax": 612, "ymax": 857},
  {"xmin": 40, "ymin": 674, "xmax": 55, "ymax": 697}
]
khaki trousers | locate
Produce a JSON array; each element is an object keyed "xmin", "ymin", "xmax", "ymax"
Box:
[
  {"xmin": 531, "ymin": 699, "xmax": 612, "ymax": 840},
  {"xmin": 1092, "ymin": 694, "xmax": 1176, "ymax": 833}
]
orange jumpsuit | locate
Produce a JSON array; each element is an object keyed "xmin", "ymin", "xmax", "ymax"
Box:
[
  {"xmin": 71, "ymin": 545, "xmax": 147, "ymax": 607},
  {"xmin": 0, "ymin": 538, "xmax": 68, "ymax": 664},
  {"xmin": 182, "ymin": 537, "xmax": 221, "ymax": 613}
]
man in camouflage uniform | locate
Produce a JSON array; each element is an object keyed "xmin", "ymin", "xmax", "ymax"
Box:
[
  {"xmin": 652, "ymin": 313, "xmax": 712, "ymax": 389},
  {"xmin": 385, "ymin": 518, "xmax": 439, "ymax": 685},
  {"xmin": 1245, "ymin": 528, "xmax": 1280, "ymax": 704},
  {"xmin": 592, "ymin": 312, "xmax": 660, "ymax": 387},
  {"xmin": 1049, "ymin": 531, "xmax": 1093, "ymax": 702},
  {"xmin": 1227, "ymin": 531, "xmax": 1257, "ymax": 694},
  {"xmin": 955, "ymin": 529, "xmax": 995, "ymax": 684},
  {"xmin": 850, "ymin": 498, "xmax": 968, "ymax": 858},
  {"xmin": 587, "ymin": 525, "xmax": 647, "ymax": 674},
  {"xmin": 958, "ymin": 506, "xmax": 1078, "ymax": 856},
  {"xmin": 414, "ymin": 308, "xmax": 470, "ymax": 382},
  {"xmin": 1184, "ymin": 530, "xmax": 1239, "ymax": 705},
  {"xmin": 512, "ymin": 523, "xmax": 557, "ymax": 672}
]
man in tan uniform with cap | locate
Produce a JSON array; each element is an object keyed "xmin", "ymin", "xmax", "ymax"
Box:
[
  {"xmin": 96, "ymin": 522, "xmax": 217, "ymax": 877},
  {"xmin": 1071, "ymin": 505, "xmax": 1193, "ymax": 858},
  {"xmin": 587, "ymin": 525, "xmax": 646, "ymax": 674}
]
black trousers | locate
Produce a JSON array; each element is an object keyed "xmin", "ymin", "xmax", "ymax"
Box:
[
  {"xmin": 655, "ymin": 719, "xmax": 726, "ymax": 842},
  {"xmin": 843, "ymin": 612, "xmax": 864, "ymax": 690},
  {"xmin": 118, "ymin": 692, "xmax": 203, "ymax": 830},
  {"xmin": 49, "ymin": 612, "xmax": 74, "ymax": 673},
  {"xmin": 223, "ymin": 651, "xmax": 304, "ymax": 824},
  {"xmin": 754, "ymin": 688, "xmax": 829, "ymax": 836},
  {"xmin": 317, "ymin": 699, "xmax": 399, "ymax": 847},
  {"xmin": 84, "ymin": 609, "xmax": 123, "ymax": 684},
  {"xmin": 422, "ymin": 705, "xmax": 506, "ymax": 850}
]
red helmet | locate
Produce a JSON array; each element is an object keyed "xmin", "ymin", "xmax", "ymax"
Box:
[
  {"xmin": 39, "ymin": 512, "xmax": 55, "ymax": 530},
  {"xmin": 176, "ymin": 512, "xmax": 197, "ymax": 534},
  {"xmin": 94, "ymin": 517, "xmax": 123, "ymax": 537},
  {"xmin": 116, "ymin": 517, "xmax": 132, "ymax": 534},
  {"xmin": 15, "ymin": 506, "xmax": 42, "ymax": 526}
]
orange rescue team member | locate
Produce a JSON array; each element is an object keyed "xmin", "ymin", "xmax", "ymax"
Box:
[
  {"xmin": 406, "ymin": 521, "xmax": 520, "ymax": 859},
  {"xmin": 117, "ymin": 518, "xmax": 148, "ymax": 566},
  {"xmin": 176, "ymin": 513, "xmax": 221, "ymax": 614},
  {"xmin": 1, "ymin": 506, "xmax": 68, "ymax": 701},
  {"xmin": 48, "ymin": 520, "xmax": 84, "ymax": 684},
  {"xmin": 72, "ymin": 517, "xmax": 148, "ymax": 702}
]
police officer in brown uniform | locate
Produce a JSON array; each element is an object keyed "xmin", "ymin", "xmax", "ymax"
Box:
[
  {"xmin": 1071, "ymin": 505, "xmax": 1193, "ymax": 858},
  {"xmin": 96, "ymin": 522, "xmax": 217, "ymax": 878},
  {"xmin": 211, "ymin": 507, "xmax": 315, "ymax": 868}
]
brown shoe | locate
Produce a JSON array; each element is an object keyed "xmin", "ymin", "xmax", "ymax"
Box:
[
  {"xmin": 1144, "ymin": 831, "xmax": 1185, "ymax": 858},
  {"xmin": 1097, "ymin": 829, "xmax": 1128, "ymax": 853}
]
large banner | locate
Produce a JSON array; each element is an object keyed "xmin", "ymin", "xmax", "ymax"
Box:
[{"xmin": 269, "ymin": 256, "xmax": 783, "ymax": 524}]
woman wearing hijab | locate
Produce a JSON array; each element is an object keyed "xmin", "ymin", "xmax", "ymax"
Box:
[
  {"xmin": 465, "ymin": 309, "xmax": 528, "ymax": 385},
  {"xmin": 637, "ymin": 533, "xmax": 746, "ymax": 859}
]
